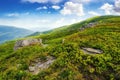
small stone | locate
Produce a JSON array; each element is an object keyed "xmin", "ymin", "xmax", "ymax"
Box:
[{"xmin": 29, "ymin": 66, "xmax": 36, "ymax": 72}]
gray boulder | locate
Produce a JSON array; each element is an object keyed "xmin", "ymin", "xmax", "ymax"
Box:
[{"xmin": 14, "ymin": 38, "xmax": 42, "ymax": 50}]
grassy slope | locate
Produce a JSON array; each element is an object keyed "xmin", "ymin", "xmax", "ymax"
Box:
[
  {"xmin": 0, "ymin": 16, "xmax": 120, "ymax": 80},
  {"xmin": 34, "ymin": 16, "xmax": 119, "ymax": 43}
]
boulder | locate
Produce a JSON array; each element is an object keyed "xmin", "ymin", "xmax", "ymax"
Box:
[{"xmin": 14, "ymin": 38, "xmax": 42, "ymax": 50}]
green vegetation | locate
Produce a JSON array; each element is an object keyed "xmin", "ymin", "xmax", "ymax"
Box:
[{"xmin": 0, "ymin": 16, "xmax": 120, "ymax": 80}]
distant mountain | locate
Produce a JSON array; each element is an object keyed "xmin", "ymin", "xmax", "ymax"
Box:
[
  {"xmin": 28, "ymin": 30, "xmax": 54, "ymax": 37},
  {"xmin": 0, "ymin": 25, "xmax": 33, "ymax": 43},
  {"xmin": 28, "ymin": 32, "xmax": 41, "ymax": 36}
]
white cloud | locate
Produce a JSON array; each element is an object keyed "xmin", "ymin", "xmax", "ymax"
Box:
[
  {"xmin": 6, "ymin": 12, "xmax": 30, "ymax": 17},
  {"xmin": 36, "ymin": 19, "xmax": 50, "ymax": 23},
  {"xmin": 60, "ymin": 2, "xmax": 84, "ymax": 16},
  {"xmin": 52, "ymin": 17, "xmax": 83, "ymax": 29},
  {"xmin": 88, "ymin": 11, "xmax": 100, "ymax": 16},
  {"xmin": 6, "ymin": 13, "xmax": 20, "ymax": 17},
  {"xmin": 69, "ymin": 0, "xmax": 91, "ymax": 3},
  {"xmin": 115, "ymin": 0, "xmax": 120, "ymax": 7},
  {"xmin": 100, "ymin": 0, "xmax": 120, "ymax": 15},
  {"xmin": 52, "ymin": 5, "xmax": 60, "ymax": 10},
  {"xmin": 100, "ymin": 3, "xmax": 114, "ymax": 15},
  {"xmin": 0, "ymin": 17, "xmax": 52, "ymax": 31},
  {"xmin": 114, "ymin": 0, "xmax": 120, "ymax": 12},
  {"xmin": 24, "ymin": 12, "xmax": 30, "ymax": 15},
  {"xmin": 22, "ymin": 0, "xmax": 63, "ymax": 4},
  {"xmin": 41, "ymin": 6, "xmax": 47, "ymax": 9},
  {"xmin": 50, "ymin": 0, "xmax": 63, "ymax": 4},
  {"xmin": 22, "ymin": 0, "xmax": 48, "ymax": 3},
  {"xmin": 0, "ymin": 14, "xmax": 86, "ymax": 32},
  {"xmin": 36, "ymin": 6, "xmax": 48, "ymax": 10},
  {"xmin": 48, "ymin": 11, "xmax": 51, "ymax": 14},
  {"xmin": 55, "ymin": 18, "xmax": 65, "ymax": 24}
]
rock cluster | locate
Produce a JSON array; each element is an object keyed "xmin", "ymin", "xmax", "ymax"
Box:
[
  {"xmin": 80, "ymin": 22, "xmax": 98, "ymax": 31},
  {"xmin": 14, "ymin": 38, "xmax": 42, "ymax": 50},
  {"xmin": 29, "ymin": 56, "xmax": 55, "ymax": 75}
]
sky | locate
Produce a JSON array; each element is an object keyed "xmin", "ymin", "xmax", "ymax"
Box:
[{"xmin": 0, "ymin": 0, "xmax": 120, "ymax": 32}]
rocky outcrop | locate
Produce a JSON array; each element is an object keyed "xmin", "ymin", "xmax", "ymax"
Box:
[
  {"xmin": 14, "ymin": 38, "xmax": 42, "ymax": 50},
  {"xmin": 80, "ymin": 22, "xmax": 98, "ymax": 31},
  {"xmin": 81, "ymin": 47, "xmax": 103, "ymax": 54},
  {"xmin": 28, "ymin": 56, "xmax": 55, "ymax": 75}
]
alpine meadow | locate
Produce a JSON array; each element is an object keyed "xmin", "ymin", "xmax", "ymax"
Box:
[
  {"xmin": 0, "ymin": 16, "xmax": 120, "ymax": 80},
  {"xmin": 0, "ymin": 0, "xmax": 120, "ymax": 80}
]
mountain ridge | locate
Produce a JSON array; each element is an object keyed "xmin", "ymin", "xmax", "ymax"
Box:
[{"xmin": 0, "ymin": 25, "xmax": 33, "ymax": 43}]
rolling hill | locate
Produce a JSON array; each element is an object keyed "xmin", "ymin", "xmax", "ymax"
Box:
[
  {"xmin": 0, "ymin": 16, "xmax": 120, "ymax": 80},
  {"xmin": 0, "ymin": 25, "xmax": 33, "ymax": 43}
]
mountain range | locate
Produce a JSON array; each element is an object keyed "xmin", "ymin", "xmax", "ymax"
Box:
[{"xmin": 0, "ymin": 25, "xmax": 33, "ymax": 43}]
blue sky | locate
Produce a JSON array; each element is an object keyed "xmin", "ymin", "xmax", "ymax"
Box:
[{"xmin": 0, "ymin": 0, "xmax": 120, "ymax": 31}]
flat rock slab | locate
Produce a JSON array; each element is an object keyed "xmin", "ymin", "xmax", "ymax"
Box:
[
  {"xmin": 81, "ymin": 47, "xmax": 103, "ymax": 54},
  {"xmin": 29, "ymin": 56, "xmax": 55, "ymax": 75}
]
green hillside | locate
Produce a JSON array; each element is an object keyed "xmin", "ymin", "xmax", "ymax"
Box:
[
  {"xmin": 34, "ymin": 16, "xmax": 119, "ymax": 43},
  {"xmin": 0, "ymin": 16, "xmax": 120, "ymax": 80}
]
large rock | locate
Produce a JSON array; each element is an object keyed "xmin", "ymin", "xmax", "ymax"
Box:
[{"xmin": 14, "ymin": 38, "xmax": 42, "ymax": 50}]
